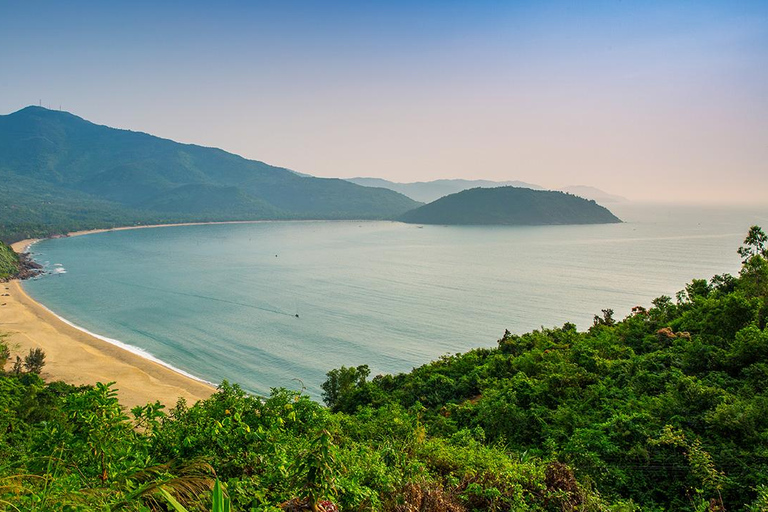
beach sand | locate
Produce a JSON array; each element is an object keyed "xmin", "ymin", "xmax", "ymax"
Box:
[{"xmin": 1, "ymin": 236, "xmax": 215, "ymax": 409}]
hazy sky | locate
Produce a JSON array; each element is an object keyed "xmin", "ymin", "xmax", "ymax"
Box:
[{"xmin": 1, "ymin": 1, "xmax": 766, "ymax": 203}]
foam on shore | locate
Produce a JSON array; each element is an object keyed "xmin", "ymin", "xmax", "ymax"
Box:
[
  {"xmin": 14, "ymin": 278, "xmax": 216, "ymax": 387},
  {"xmin": 23, "ymin": 290, "xmax": 216, "ymax": 387},
  {"xmin": 18, "ymin": 236, "xmax": 214, "ymax": 387}
]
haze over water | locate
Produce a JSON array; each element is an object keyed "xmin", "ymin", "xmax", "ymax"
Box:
[{"xmin": 23, "ymin": 204, "xmax": 767, "ymax": 398}]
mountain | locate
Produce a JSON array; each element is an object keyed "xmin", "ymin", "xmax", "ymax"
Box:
[
  {"xmin": 345, "ymin": 177, "xmax": 543, "ymax": 203},
  {"xmin": 400, "ymin": 187, "xmax": 621, "ymax": 225},
  {"xmin": 559, "ymin": 185, "xmax": 628, "ymax": 203},
  {"xmin": 0, "ymin": 107, "xmax": 419, "ymax": 241}
]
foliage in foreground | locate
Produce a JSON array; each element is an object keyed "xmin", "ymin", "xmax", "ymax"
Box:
[
  {"xmin": 323, "ymin": 226, "xmax": 768, "ymax": 511},
  {"xmin": 0, "ymin": 226, "xmax": 767, "ymax": 511},
  {"xmin": 0, "ymin": 375, "xmax": 605, "ymax": 511}
]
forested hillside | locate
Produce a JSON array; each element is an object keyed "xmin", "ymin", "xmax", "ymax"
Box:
[
  {"xmin": 399, "ymin": 187, "xmax": 621, "ymax": 225},
  {"xmin": 323, "ymin": 226, "xmax": 768, "ymax": 510},
  {"xmin": 1, "ymin": 227, "xmax": 767, "ymax": 510},
  {"xmin": 0, "ymin": 107, "xmax": 419, "ymax": 243}
]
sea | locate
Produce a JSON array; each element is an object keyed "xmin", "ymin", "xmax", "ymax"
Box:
[{"xmin": 22, "ymin": 203, "xmax": 768, "ymax": 398}]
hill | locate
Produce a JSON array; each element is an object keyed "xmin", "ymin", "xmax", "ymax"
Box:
[
  {"xmin": 346, "ymin": 177, "xmax": 543, "ymax": 203},
  {"xmin": 322, "ymin": 227, "xmax": 768, "ymax": 510},
  {"xmin": 0, "ymin": 242, "xmax": 19, "ymax": 280},
  {"xmin": 0, "ymin": 107, "xmax": 419, "ymax": 242},
  {"xmin": 400, "ymin": 186, "xmax": 621, "ymax": 225}
]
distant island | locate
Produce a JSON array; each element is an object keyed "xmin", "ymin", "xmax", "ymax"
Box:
[
  {"xmin": 0, "ymin": 107, "xmax": 419, "ymax": 243},
  {"xmin": 400, "ymin": 186, "xmax": 622, "ymax": 225}
]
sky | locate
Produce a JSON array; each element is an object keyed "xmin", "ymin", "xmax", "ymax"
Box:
[{"xmin": 1, "ymin": 1, "xmax": 767, "ymax": 203}]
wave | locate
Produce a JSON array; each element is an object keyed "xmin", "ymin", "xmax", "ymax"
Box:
[{"xmin": 27, "ymin": 296, "xmax": 215, "ymax": 387}]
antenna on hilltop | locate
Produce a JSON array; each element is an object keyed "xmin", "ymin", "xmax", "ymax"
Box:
[{"xmin": 39, "ymin": 99, "xmax": 41, "ymax": 107}]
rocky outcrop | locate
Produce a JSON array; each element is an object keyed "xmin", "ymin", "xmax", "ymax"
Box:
[
  {"xmin": 0, "ymin": 252, "xmax": 43, "ymax": 282},
  {"xmin": 16, "ymin": 253, "xmax": 44, "ymax": 280}
]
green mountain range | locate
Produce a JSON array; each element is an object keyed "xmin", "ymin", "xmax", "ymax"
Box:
[
  {"xmin": 0, "ymin": 106, "xmax": 419, "ymax": 242},
  {"xmin": 400, "ymin": 186, "xmax": 622, "ymax": 225}
]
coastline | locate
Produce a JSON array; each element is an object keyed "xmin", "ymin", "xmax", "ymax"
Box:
[
  {"xmin": 4, "ymin": 232, "xmax": 217, "ymax": 409},
  {"xmin": 4, "ymin": 218, "xmax": 396, "ymax": 407}
]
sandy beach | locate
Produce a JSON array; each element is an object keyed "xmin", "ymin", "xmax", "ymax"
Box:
[{"xmin": 2, "ymin": 234, "xmax": 216, "ymax": 409}]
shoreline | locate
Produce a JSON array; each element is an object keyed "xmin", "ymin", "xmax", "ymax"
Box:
[
  {"xmin": 15, "ymin": 219, "xmax": 287, "ymax": 253},
  {"xmin": 22, "ymin": 217, "xmax": 396, "ymax": 250},
  {"xmin": 5, "ymin": 218, "xmax": 398, "ymax": 407},
  {"xmin": 5, "ymin": 230, "xmax": 218, "ymax": 409},
  {"xmin": 25, "ymin": 293, "xmax": 217, "ymax": 387}
]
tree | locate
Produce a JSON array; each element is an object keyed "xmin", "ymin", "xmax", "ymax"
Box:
[
  {"xmin": 23, "ymin": 347, "xmax": 46, "ymax": 373},
  {"xmin": 0, "ymin": 334, "xmax": 9, "ymax": 369},
  {"xmin": 710, "ymin": 273, "xmax": 736, "ymax": 293},
  {"xmin": 592, "ymin": 308, "xmax": 615, "ymax": 327},
  {"xmin": 12, "ymin": 355, "xmax": 23, "ymax": 374},
  {"xmin": 294, "ymin": 430, "xmax": 339, "ymax": 511},
  {"xmin": 321, "ymin": 365, "xmax": 370, "ymax": 410},
  {"xmin": 738, "ymin": 225, "xmax": 768, "ymax": 263},
  {"xmin": 737, "ymin": 226, "xmax": 768, "ymax": 296}
]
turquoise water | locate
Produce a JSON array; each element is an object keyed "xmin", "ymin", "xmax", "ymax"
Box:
[{"xmin": 23, "ymin": 204, "xmax": 768, "ymax": 398}]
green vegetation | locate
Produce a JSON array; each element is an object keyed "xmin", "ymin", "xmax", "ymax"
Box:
[
  {"xmin": 0, "ymin": 241, "xmax": 20, "ymax": 280},
  {"xmin": 1, "ymin": 227, "xmax": 766, "ymax": 510},
  {"xmin": 325, "ymin": 226, "xmax": 768, "ymax": 510},
  {"xmin": 0, "ymin": 106, "xmax": 420, "ymax": 243},
  {"xmin": 0, "ymin": 365, "xmax": 605, "ymax": 510},
  {"xmin": 399, "ymin": 187, "xmax": 621, "ymax": 225}
]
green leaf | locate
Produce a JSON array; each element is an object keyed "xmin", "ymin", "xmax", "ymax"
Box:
[{"xmin": 157, "ymin": 488, "xmax": 189, "ymax": 512}]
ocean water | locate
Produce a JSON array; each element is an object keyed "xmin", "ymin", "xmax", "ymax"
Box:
[{"xmin": 22, "ymin": 204, "xmax": 768, "ymax": 398}]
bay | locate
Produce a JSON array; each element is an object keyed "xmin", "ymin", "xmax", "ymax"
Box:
[{"xmin": 23, "ymin": 203, "xmax": 768, "ymax": 398}]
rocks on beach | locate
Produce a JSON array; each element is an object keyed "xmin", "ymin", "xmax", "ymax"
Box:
[{"xmin": 0, "ymin": 252, "xmax": 45, "ymax": 282}]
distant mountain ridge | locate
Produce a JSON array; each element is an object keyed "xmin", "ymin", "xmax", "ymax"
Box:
[
  {"xmin": 400, "ymin": 187, "xmax": 621, "ymax": 226},
  {"xmin": 0, "ymin": 106, "xmax": 419, "ymax": 241},
  {"xmin": 345, "ymin": 177, "xmax": 543, "ymax": 203},
  {"xmin": 559, "ymin": 185, "xmax": 628, "ymax": 203},
  {"xmin": 346, "ymin": 177, "xmax": 626, "ymax": 204}
]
